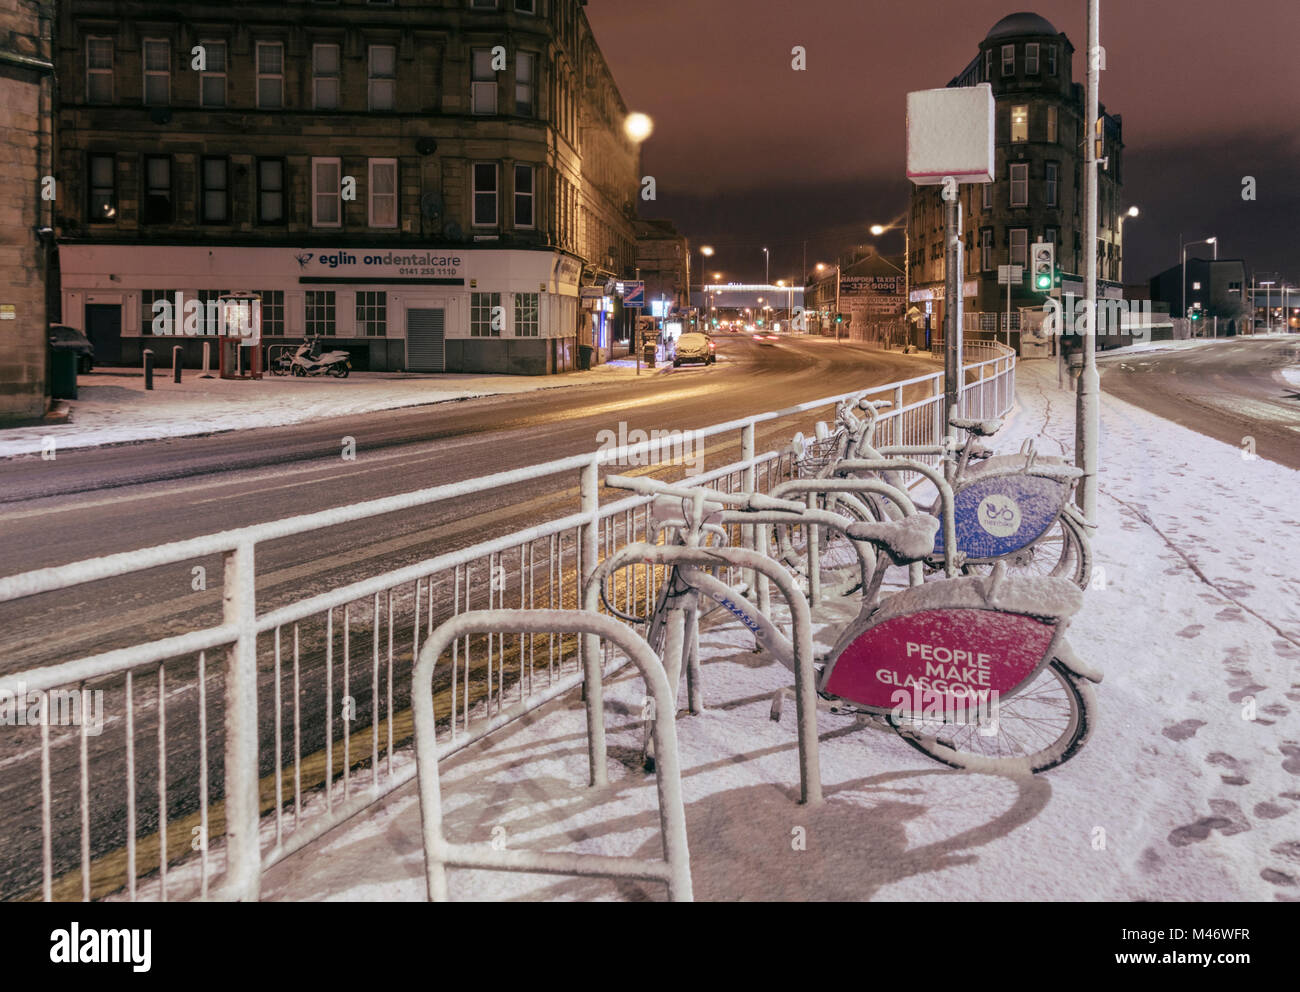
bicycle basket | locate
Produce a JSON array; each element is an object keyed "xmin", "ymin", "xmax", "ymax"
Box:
[{"xmin": 795, "ymin": 432, "xmax": 844, "ymax": 477}]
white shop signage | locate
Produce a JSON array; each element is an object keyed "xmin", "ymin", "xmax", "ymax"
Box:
[{"xmin": 292, "ymin": 249, "xmax": 463, "ymax": 280}]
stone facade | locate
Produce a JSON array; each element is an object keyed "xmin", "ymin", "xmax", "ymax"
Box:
[
  {"xmin": 0, "ymin": 0, "xmax": 54, "ymax": 422},
  {"xmin": 52, "ymin": 0, "xmax": 640, "ymax": 374}
]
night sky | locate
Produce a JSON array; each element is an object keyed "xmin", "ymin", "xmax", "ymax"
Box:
[{"xmin": 587, "ymin": 0, "xmax": 1300, "ymax": 287}]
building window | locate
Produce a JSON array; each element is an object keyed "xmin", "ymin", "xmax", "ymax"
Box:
[
  {"xmin": 142, "ymin": 39, "xmax": 170, "ymax": 105},
  {"xmin": 257, "ymin": 291, "xmax": 285, "ymax": 335},
  {"xmin": 368, "ymin": 158, "xmax": 397, "ymax": 228},
  {"xmin": 369, "ymin": 45, "xmax": 396, "ymax": 110},
  {"xmin": 982, "ymin": 181, "xmax": 993, "ymax": 210},
  {"xmin": 312, "ymin": 157, "xmax": 342, "ymax": 227},
  {"xmin": 313, "ymin": 43, "xmax": 340, "ymax": 110},
  {"xmin": 258, "ymin": 158, "xmax": 285, "ymax": 224},
  {"xmin": 515, "ymin": 0, "xmax": 536, "ymax": 11},
  {"xmin": 1046, "ymin": 105, "xmax": 1058, "ymax": 144},
  {"xmin": 471, "ymin": 292, "xmax": 502, "ymax": 337},
  {"xmin": 356, "ymin": 291, "xmax": 388, "ymax": 336},
  {"xmin": 1228, "ymin": 281, "xmax": 1242, "ymax": 294},
  {"xmin": 201, "ymin": 157, "xmax": 229, "ymax": 223},
  {"xmin": 141, "ymin": 290, "xmax": 171, "ymax": 335},
  {"xmin": 472, "ymin": 48, "xmax": 498, "ymax": 114},
  {"xmin": 305, "ymin": 291, "xmax": 336, "ymax": 336},
  {"xmin": 87, "ymin": 37, "xmax": 113, "ymax": 103},
  {"xmin": 514, "ymin": 164, "xmax": 535, "ymax": 228},
  {"xmin": 1047, "ymin": 44, "xmax": 1058, "ymax": 75},
  {"xmin": 1001, "ymin": 44, "xmax": 1015, "ymax": 75},
  {"xmin": 200, "ymin": 40, "xmax": 226, "ymax": 107},
  {"xmin": 257, "ymin": 42, "xmax": 284, "ymax": 109},
  {"xmin": 142, "ymin": 155, "xmax": 171, "ymax": 224},
  {"xmin": 196, "ymin": 290, "xmax": 228, "ymax": 335},
  {"xmin": 1009, "ymin": 163, "xmax": 1028, "ymax": 207},
  {"xmin": 1044, "ymin": 227, "xmax": 1058, "ymax": 253},
  {"xmin": 515, "ymin": 52, "xmax": 536, "ymax": 115},
  {"xmin": 1045, "ymin": 162, "xmax": 1059, "ymax": 208},
  {"xmin": 1025, "ymin": 43, "xmax": 1040, "ymax": 74},
  {"xmin": 514, "ymin": 293, "xmax": 539, "ymax": 337},
  {"xmin": 88, "ymin": 154, "xmax": 115, "ymax": 222},
  {"xmin": 980, "ymin": 228, "xmax": 994, "ymax": 271},
  {"xmin": 472, "ymin": 163, "xmax": 498, "ymax": 226},
  {"xmin": 1011, "ymin": 104, "xmax": 1028, "ymax": 143},
  {"xmin": 1009, "ymin": 228, "xmax": 1028, "ymax": 267}
]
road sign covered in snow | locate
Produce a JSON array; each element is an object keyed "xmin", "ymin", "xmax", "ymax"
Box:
[{"xmin": 906, "ymin": 84, "xmax": 995, "ymax": 186}]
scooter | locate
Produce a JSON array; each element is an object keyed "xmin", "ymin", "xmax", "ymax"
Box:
[{"xmin": 289, "ymin": 336, "xmax": 351, "ymax": 378}]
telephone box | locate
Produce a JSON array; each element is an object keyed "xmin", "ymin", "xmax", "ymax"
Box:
[{"xmin": 218, "ymin": 293, "xmax": 263, "ymax": 380}]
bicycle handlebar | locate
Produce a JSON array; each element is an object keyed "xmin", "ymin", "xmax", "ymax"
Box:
[{"xmin": 605, "ymin": 475, "xmax": 806, "ymax": 514}]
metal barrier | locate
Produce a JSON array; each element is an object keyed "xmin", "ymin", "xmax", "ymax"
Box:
[
  {"xmin": 413, "ymin": 610, "xmax": 693, "ymax": 902},
  {"xmin": 0, "ymin": 349, "xmax": 1015, "ymax": 902}
]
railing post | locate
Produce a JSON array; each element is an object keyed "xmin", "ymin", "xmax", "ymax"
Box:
[
  {"xmin": 579, "ymin": 460, "xmax": 606, "ymax": 788},
  {"xmin": 741, "ymin": 422, "xmax": 769, "ymax": 613},
  {"xmin": 222, "ymin": 542, "xmax": 260, "ymax": 900}
]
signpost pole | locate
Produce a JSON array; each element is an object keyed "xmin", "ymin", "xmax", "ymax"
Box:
[
  {"xmin": 943, "ymin": 192, "xmax": 963, "ymax": 447},
  {"xmin": 1077, "ymin": 0, "xmax": 1101, "ymax": 523}
]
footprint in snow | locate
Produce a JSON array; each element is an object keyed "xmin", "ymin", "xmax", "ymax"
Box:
[
  {"xmin": 1253, "ymin": 801, "xmax": 1292, "ymax": 819},
  {"xmin": 1162, "ymin": 719, "xmax": 1205, "ymax": 742},
  {"xmin": 1281, "ymin": 744, "xmax": 1300, "ymax": 776},
  {"xmin": 1168, "ymin": 800, "xmax": 1251, "ymax": 847},
  {"xmin": 1215, "ymin": 607, "xmax": 1246, "ymax": 623},
  {"xmin": 1207, "ymin": 752, "xmax": 1250, "ymax": 786},
  {"xmin": 1177, "ymin": 625, "xmax": 1205, "ymax": 639}
]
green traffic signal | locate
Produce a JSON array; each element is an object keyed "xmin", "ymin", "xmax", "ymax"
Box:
[{"xmin": 1035, "ymin": 273, "xmax": 1052, "ymax": 290}]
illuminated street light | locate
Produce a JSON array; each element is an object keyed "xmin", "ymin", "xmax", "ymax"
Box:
[{"xmin": 624, "ymin": 112, "xmax": 653, "ymax": 143}]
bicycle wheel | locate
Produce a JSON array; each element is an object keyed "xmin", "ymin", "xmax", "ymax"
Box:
[
  {"xmin": 771, "ymin": 493, "xmax": 873, "ymax": 598},
  {"xmin": 961, "ymin": 506, "xmax": 1092, "ymax": 589},
  {"xmin": 886, "ymin": 659, "xmax": 1095, "ymax": 774}
]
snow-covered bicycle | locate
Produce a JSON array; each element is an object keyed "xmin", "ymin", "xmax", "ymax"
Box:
[
  {"xmin": 778, "ymin": 397, "xmax": 1092, "ymax": 596},
  {"xmin": 594, "ymin": 476, "xmax": 1102, "ymax": 781}
]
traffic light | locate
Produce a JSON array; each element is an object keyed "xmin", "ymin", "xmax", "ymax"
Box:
[
  {"xmin": 1032, "ymin": 241, "xmax": 1055, "ymax": 292},
  {"xmin": 835, "ymin": 313, "xmax": 845, "ymax": 325},
  {"xmin": 1189, "ymin": 306, "xmax": 1202, "ymax": 322}
]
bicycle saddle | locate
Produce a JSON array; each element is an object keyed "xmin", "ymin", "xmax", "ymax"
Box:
[
  {"xmin": 845, "ymin": 514, "xmax": 939, "ymax": 565},
  {"xmin": 949, "ymin": 416, "xmax": 1003, "ymax": 437}
]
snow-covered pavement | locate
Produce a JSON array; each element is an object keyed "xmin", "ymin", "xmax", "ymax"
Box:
[
  {"xmin": 0, "ymin": 359, "xmax": 650, "ymax": 459},
  {"xmin": 260, "ymin": 359, "xmax": 1300, "ymax": 901}
]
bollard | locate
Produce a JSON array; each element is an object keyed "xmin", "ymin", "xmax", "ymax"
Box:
[
  {"xmin": 201, "ymin": 340, "xmax": 212, "ymax": 377},
  {"xmin": 143, "ymin": 349, "xmax": 154, "ymax": 390},
  {"xmin": 173, "ymin": 345, "xmax": 183, "ymax": 383}
]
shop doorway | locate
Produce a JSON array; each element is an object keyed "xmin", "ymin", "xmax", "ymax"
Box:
[
  {"xmin": 406, "ymin": 308, "xmax": 446, "ymax": 372},
  {"xmin": 85, "ymin": 303, "xmax": 122, "ymax": 365}
]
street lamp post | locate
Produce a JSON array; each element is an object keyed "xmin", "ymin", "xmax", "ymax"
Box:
[
  {"xmin": 1260, "ymin": 280, "xmax": 1275, "ymax": 333},
  {"xmin": 872, "ymin": 216, "xmax": 910, "ymax": 347},
  {"xmin": 1116, "ymin": 206, "xmax": 1138, "ymax": 282},
  {"xmin": 1181, "ymin": 235, "xmax": 1216, "ymax": 335},
  {"xmin": 763, "ymin": 247, "xmax": 770, "ymax": 289}
]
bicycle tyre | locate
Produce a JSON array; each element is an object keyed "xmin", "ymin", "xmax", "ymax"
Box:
[
  {"xmin": 771, "ymin": 492, "xmax": 873, "ymax": 598},
  {"xmin": 886, "ymin": 659, "xmax": 1096, "ymax": 774}
]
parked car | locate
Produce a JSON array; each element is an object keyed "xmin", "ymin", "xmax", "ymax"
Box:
[
  {"xmin": 672, "ymin": 331, "xmax": 716, "ymax": 367},
  {"xmin": 48, "ymin": 325, "xmax": 94, "ymax": 373}
]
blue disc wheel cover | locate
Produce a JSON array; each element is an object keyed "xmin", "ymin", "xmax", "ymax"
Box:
[{"xmin": 932, "ymin": 473, "xmax": 1068, "ymax": 562}]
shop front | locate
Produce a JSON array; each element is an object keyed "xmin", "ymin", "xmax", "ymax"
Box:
[{"xmin": 56, "ymin": 244, "xmax": 584, "ymax": 375}]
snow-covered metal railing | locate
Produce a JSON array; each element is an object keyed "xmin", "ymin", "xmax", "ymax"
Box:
[
  {"xmin": 0, "ymin": 349, "xmax": 1015, "ymax": 903},
  {"xmin": 413, "ymin": 610, "xmax": 693, "ymax": 902}
]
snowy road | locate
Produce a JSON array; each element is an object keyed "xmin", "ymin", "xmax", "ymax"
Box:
[{"xmin": 1100, "ymin": 336, "xmax": 1300, "ymax": 469}]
